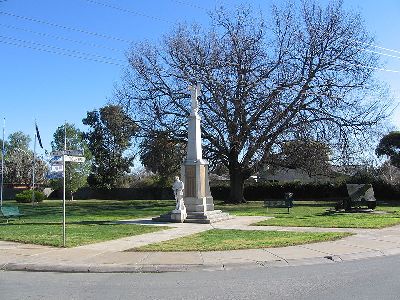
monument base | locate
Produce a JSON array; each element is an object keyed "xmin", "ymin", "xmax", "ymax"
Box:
[
  {"xmin": 152, "ymin": 209, "xmax": 232, "ymax": 224},
  {"xmin": 184, "ymin": 210, "xmax": 232, "ymax": 224},
  {"xmin": 170, "ymin": 209, "xmax": 187, "ymax": 223},
  {"xmin": 184, "ymin": 196, "xmax": 214, "ymax": 212}
]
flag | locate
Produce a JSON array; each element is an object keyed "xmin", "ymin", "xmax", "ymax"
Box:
[{"xmin": 35, "ymin": 122, "xmax": 43, "ymax": 149}]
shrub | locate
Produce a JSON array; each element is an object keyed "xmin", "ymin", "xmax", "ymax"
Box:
[{"xmin": 15, "ymin": 190, "xmax": 46, "ymax": 203}]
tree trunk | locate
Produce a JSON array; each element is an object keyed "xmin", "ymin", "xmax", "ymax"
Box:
[{"xmin": 227, "ymin": 166, "xmax": 246, "ymax": 204}]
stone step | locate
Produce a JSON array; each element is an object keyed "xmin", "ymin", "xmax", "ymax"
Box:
[
  {"xmin": 152, "ymin": 210, "xmax": 232, "ymax": 224},
  {"xmin": 186, "ymin": 210, "xmax": 224, "ymax": 217},
  {"xmin": 184, "ymin": 211, "xmax": 232, "ymax": 224}
]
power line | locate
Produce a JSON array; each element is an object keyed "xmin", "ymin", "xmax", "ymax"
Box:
[
  {"xmin": 0, "ymin": 23, "xmax": 123, "ymax": 53},
  {"xmin": 168, "ymin": 0, "xmax": 208, "ymax": 11},
  {"xmin": 353, "ymin": 39, "xmax": 400, "ymax": 56},
  {"xmin": 343, "ymin": 62, "xmax": 400, "ymax": 73},
  {"xmin": 82, "ymin": 0, "xmax": 174, "ymax": 24},
  {"xmin": 358, "ymin": 47, "xmax": 400, "ymax": 60},
  {"xmin": 0, "ymin": 10, "xmax": 131, "ymax": 43},
  {"xmin": 0, "ymin": 38, "xmax": 124, "ymax": 67},
  {"xmin": 0, "ymin": 34, "xmax": 125, "ymax": 63},
  {"xmin": 0, "ymin": 35, "xmax": 125, "ymax": 66}
]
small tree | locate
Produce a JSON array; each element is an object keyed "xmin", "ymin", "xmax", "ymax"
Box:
[
  {"xmin": 139, "ymin": 129, "xmax": 185, "ymax": 185},
  {"xmin": 51, "ymin": 123, "xmax": 91, "ymax": 200},
  {"xmin": 278, "ymin": 139, "xmax": 332, "ymax": 177},
  {"xmin": 83, "ymin": 105, "xmax": 137, "ymax": 188},
  {"xmin": 3, "ymin": 131, "xmax": 47, "ymax": 186}
]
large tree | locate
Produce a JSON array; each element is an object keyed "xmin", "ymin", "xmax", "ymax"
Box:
[
  {"xmin": 51, "ymin": 123, "xmax": 92, "ymax": 200},
  {"xmin": 116, "ymin": 1, "xmax": 390, "ymax": 203},
  {"xmin": 83, "ymin": 104, "xmax": 137, "ymax": 188}
]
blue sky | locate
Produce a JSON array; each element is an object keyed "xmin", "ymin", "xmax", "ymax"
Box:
[{"xmin": 0, "ymin": 0, "xmax": 399, "ymax": 156}]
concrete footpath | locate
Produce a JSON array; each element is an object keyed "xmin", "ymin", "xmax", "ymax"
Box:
[{"xmin": 1, "ymin": 216, "xmax": 400, "ymax": 273}]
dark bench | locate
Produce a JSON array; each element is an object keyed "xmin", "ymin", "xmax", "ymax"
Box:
[
  {"xmin": 264, "ymin": 193, "xmax": 294, "ymax": 213},
  {"xmin": 1, "ymin": 206, "xmax": 24, "ymax": 223}
]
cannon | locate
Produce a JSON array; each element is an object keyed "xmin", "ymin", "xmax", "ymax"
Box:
[{"xmin": 335, "ymin": 184, "xmax": 377, "ymax": 211}]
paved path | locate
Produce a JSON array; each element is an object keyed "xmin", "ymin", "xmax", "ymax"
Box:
[{"xmin": 1, "ymin": 216, "xmax": 400, "ymax": 273}]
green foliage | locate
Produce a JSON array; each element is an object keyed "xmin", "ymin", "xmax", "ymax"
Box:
[
  {"xmin": 6, "ymin": 131, "xmax": 31, "ymax": 152},
  {"xmin": 376, "ymin": 131, "xmax": 400, "ymax": 167},
  {"xmin": 51, "ymin": 123, "xmax": 91, "ymax": 199},
  {"xmin": 15, "ymin": 190, "xmax": 46, "ymax": 203},
  {"xmin": 83, "ymin": 105, "xmax": 137, "ymax": 189}
]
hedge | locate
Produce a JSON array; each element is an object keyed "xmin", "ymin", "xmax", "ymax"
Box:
[
  {"xmin": 15, "ymin": 190, "xmax": 46, "ymax": 203},
  {"xmin": 61, "ymin": 181, "xmax": 400, "ymax": 201}
]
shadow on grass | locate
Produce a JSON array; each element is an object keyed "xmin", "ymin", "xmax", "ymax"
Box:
[
  {"xmin": 0, "ymin": 220, "xmax": 133, "ymax": 226},
  {"xmin": 14, "ymin": 201, "xmax": 175, "ymax": 220},
  {"xmin": 294, "ymin": 202, "xmax": 337, "ymax": 208}
]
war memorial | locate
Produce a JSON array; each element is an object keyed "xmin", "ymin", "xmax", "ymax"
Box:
[{"xmin": 153, "ymin": 85, "xmax": 231, "ymax": 224}]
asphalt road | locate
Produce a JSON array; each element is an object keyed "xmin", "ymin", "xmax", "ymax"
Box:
[{"xmin": 1, "ymin": 255, "xmax": 399, "ymax": 300}]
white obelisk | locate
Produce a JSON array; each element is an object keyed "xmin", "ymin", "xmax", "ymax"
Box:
[
  {"xmin": 181, "ymin": 84, "xmax": 214, "ymax": 213},
  {"xmin": 152, "ymin": 84, "xmax": 231, "ymax": 223}
]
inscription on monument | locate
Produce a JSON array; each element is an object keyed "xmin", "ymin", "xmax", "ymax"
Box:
[{"xmin": 185, "ymin": 165, "xmax": 196, "ymax": 197}]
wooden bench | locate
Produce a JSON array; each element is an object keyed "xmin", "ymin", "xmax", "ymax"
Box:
[
  {"xmin": 1, "ymin": 206, "xmax": 24, "ymax": 223},
  {"xmin": 264, "ymin": 193, "xmax": 294, "ymax": 213}
]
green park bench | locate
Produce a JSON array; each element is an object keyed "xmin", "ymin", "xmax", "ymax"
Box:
[
  {"xmin": 264, "ymin": 192, "xmax": 294, "ymax": 213},
  {"xmin": 1, "ymin": 206, "xmax": 24, "ymax": 223}
]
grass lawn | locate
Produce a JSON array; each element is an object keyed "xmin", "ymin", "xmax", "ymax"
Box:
[
  {"xmin": 216, "ymin": 201, "xmax": 400, "ymax": 228},
  {"xmin": 133, "ymin": 229, "xmax": 352, "ymax": 252},
  {"xmin": 0, "ymin": 200, "xmax": 174, "ymax": 247}
]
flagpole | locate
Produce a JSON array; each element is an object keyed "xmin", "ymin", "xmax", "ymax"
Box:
[
  {"xmin": 1, "ymin": 118, "xmax": 5, "ymax": 207},
  {"xmin": 32, "ymin": 124, "xmax": 37, "ymax": 206},
  {"xmin": 63, "ymin": 122, "xmax": 66, "ymax": 247}
]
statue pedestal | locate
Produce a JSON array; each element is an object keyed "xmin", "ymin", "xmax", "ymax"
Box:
[
  {"xmin": 181, "ymin": 159, "xmax": 214, "ymax": 212},
  {"xmin": 181, "ymin": 159, "xmax": 231, "ymax": 224},
  {"xmin": 170, "ymin": 208, "xmax": 187, "ymax": 223}
]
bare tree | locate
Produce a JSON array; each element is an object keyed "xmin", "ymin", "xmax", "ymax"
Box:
[{"xmin": 116, "ymin": 1, "xmax": 391, "ymax": 203}]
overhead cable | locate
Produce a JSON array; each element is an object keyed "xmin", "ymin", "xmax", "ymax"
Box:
[
  {"xmin": 83, "ymin": 0, "xmax": 174, "ymax": 24},
  {"xmin": 0, "ymin": 10, "xmax": 130, "ymax": 43},
  {"xmin": 353, "ymin": 39, "xmax": 400, "ymax": 55},
  {"xmin": 0, "ymin": 23, "xmax": 123, "ymax": 53},
  {"xmin": 0, "ymin": 35, "xmax": 125, "ymax": 66}
]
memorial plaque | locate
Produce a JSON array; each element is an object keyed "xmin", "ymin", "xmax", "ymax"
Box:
[{"xmin": 185, "ymin": 165, "xmax": 196, "ymax": 197}]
